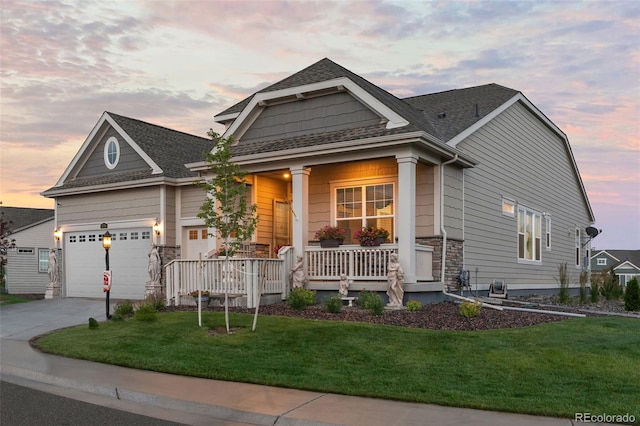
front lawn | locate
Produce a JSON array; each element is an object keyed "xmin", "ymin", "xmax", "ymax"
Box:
[{"xmin": 35, "ymin": 312, "xmax": 640, "ymax": 421}]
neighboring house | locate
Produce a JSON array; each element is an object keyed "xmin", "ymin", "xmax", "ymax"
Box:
[
  {"xmin": 42, "ymin": 58, "xmax": 596, "ymax": 303},
  {"xmin": 590, "ymin": 250, "xmax": 640, "ymax": 289},
  {"xmin": 2, "ymin": 206, "xmax": 55, "ymax": 294}
]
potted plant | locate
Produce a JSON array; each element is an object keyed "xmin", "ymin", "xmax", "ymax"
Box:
[
  {"xmin": 190, "ymin": 290, "xmax": 210, "ymax": 303},
  {"xmin": 315, "ymin": 225, "xmax": 346, "ymax": 248},
  {"xmin": 354, "ymin": 226, "xmax": 390, "ymax": 246}
]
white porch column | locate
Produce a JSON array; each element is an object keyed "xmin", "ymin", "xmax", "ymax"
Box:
[
  {"xmin": 396, "ymin": 154, "xmax": 418, "ymax": 284},
  {"xmin": 290, "ymin": 166, "xmax": 310, "ymax": 260}
]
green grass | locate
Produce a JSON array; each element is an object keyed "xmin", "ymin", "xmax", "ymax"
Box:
[
  {"xmin": 0, "ymin": 293, "xmax": 36, "ymax": 305},
  {"xmin": 35, "ymin": 312, "xmax": 640, "ymax": 421}
]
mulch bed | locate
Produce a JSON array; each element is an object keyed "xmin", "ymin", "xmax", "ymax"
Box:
[{"xmin": 163, "ymin": 301, "xmax": 592, "ymax": 331}]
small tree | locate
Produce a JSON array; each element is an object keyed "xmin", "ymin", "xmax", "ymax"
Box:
[
  {"xmin": 624, "ymin": 277, "xmax": 640, "ymax": 312},
  {"xmin": 0, "ymin": 210, "xmax": 14, "ymax": 293},
  {"xmin": 197, "ymin": 130, "xmax": 258, "ymax": 332}
]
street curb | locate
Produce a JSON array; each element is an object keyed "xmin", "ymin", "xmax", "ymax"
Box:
[{"xmin": 0, "ymin": 364, "xmax": 281, "ymax": 426}]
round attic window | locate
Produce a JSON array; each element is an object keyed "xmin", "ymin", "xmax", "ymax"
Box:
[{"xmin": 104, "ymin": 137, "xmax": 120, "ymax": 169}]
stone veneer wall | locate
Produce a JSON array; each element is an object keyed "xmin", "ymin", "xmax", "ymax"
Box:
[
  {"xmin": 157, "ymin": 245, "xmax": 180, "ymax": 296},
  {"xmin": 417, "ymin": 237, "xmax": 463, "ymax": 291}
]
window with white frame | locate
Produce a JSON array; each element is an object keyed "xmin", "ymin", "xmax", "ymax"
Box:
[
  {"xmin": 575, "ymin": 229, "xmax": 581, "ymax": 268},
  {"xmin": 597, "ymin": 258, "xmax": 607, "ymax": 266},
  {"xmin": 517, "ymin": 206, "xmax": 541, "ymax": 263},
  {"xmin": 38, "ymin": 249, "xmax": 49, "ymax": 273},
  {"xmin": 334, "ymin": 181, "xmax": 394, "ymax": 244},
  {"xmin": 104, "ymin": 136, "xmax": 120, "ymax": 169},
  {"xmin": 545, "ymin": 216, "xmax": 551, "ymax": 250},
  {"xmin": 502, "ymin": 198, "xmax": 515, "ymax": 216}
]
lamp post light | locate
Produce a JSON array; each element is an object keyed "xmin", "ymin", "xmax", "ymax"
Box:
[{"xmin": 102, "ymin": 230, "xmax": 112, "ymax": 319}]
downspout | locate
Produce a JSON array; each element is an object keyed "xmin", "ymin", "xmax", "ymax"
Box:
[{"xmin": 439, "ymin": 154, "xmax": 502, "ymax": 310}]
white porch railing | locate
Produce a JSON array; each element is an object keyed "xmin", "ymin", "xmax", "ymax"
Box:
[
  {"xmin": 305, "ymin": 244, "xmax": 398, "ymax": 281},
  {"xmin": 164, "ymin": 257, "xmax": 289, "ymax": 308}
]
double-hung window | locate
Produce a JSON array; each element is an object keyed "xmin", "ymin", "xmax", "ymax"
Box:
[
  {"xmin": 517, "ymin": 206, "xmax": 541, "ymax": 263},
  {"xmin": 38, "ymin": 249, "xmax": 49, "ymax": 273},
  {"xmin": 334, "ymin": 181, "xmax": 394, "ymax": 244}
]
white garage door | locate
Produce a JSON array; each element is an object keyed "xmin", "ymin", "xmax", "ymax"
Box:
[{"xmin": 65, "ymin": 228, "xmax": 152, "ymax": 300}]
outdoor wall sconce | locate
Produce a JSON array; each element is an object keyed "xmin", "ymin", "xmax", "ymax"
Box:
[
  {"xmin": 153, "ymin": 221, "xmax": 161, "ymax": 236},
  {"xmin": 53, "ymin": 228, "xmax": 62, "ymax": 241}
]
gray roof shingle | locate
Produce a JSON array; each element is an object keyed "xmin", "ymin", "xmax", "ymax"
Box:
[
  {"xmin": 218, "ymin": 59, "xmax": 519, "ymax": 148},
  {"xmin": 0, "ymin": 206, "xmax": 54, "ymax": 233},
  {"xmin": 44, "ymin": 114, "xmax": 212, "ymax": 193},
  {"xmin": 404, "ymin": 83, "xmax": 519, "ymax": 142},
  {"xmin": 108, "ymin": 113, "xmax": 212, "ymax": 179}
]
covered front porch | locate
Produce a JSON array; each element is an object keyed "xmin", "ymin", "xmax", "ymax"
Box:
[{"xmin": 165, "ymin": 243, "xmax": 439, "ymax": 308}]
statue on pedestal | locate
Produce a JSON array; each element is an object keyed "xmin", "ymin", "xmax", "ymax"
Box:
[
  {"xmin": 386, "ymin": 253, "xmax": 404, "ymax": 307},
  {"xmin": 290, "ymin": 256, "xmax": 306, "ymax": 289}
]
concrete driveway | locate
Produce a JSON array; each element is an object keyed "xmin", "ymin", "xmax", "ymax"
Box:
[{"xmin": 0, "ymin": 297, "xmax": 108, "ymax": 340}]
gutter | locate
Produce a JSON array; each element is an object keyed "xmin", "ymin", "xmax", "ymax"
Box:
[{"xmin": 438, "ymin": 154, "xmax": 502, "ymax": 311}]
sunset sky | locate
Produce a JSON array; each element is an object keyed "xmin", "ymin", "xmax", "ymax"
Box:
[{"xmin": 1, "ymin": 0, "xmax": 638, "ymax": 249}]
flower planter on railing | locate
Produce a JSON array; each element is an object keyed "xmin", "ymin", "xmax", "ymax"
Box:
[{"xmin": 320, "ymin": 238, "xmax": 343, "ymax": 248}]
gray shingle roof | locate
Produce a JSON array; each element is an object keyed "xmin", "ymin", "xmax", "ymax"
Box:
[
  {"xmin": 44, "ymin": 114, "xmax": 213, "ymax": 193},
  {"xmin": 217, "ymin": 58, "xmax": 438, "ymax": 136},
  {"xmin": 404, "ymin": 83, "xmax": 519, "ymax": 142},
  {"xmin": 596, "ymin": 250, "xmax": 640, "ymax": 270},
  {"xmin": 0, "ymin": 206, "xmax": 54, "ymax": 233},
  {"xmin": 108, "ymin": 113, "xmax": 212, "ymax": 178},
  {"xmin": 218, "ymin": 59, "xmax": 519, "ymax": 147}
]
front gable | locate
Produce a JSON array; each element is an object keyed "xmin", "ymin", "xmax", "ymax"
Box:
[
  {"xmin": 50, "ymin": 112, "xmax": 161, "ymax": 191},
  {"xmin": 613, "ymin": 260, "xmax": 640, "ymax": 274},
  {"xmin": 221, "ymin": 77, "xmax": 411, "ymax": 144}
]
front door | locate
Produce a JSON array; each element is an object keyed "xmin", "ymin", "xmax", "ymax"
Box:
[
  {"xmin": 274, "ymin": 200, "xmax": 291, "ymax": 250},
  {"xmin": 183, "ymin": 227, "xmax": 210, "ymax": 259}
]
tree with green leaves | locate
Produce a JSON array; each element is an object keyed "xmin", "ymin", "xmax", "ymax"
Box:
[{"xmin": 197, "ymin": 130, "xmax": 258, "ymax": 332}]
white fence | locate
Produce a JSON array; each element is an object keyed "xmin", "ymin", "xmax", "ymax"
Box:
[
  {"xmin": 164, "ymin": 256, "xmax": 290, "ymax": 308},
  {"xmin": 305, "ymin": 245, "xmax": 398, "ymax": 281}
]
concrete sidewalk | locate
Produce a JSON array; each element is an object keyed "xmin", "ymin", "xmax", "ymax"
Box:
[{"xmin": 1, "ymin": 298, "xmax": 578, "ymax": 425}]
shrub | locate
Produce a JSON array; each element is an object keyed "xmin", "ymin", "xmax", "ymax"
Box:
[
  {"xmin": 135, "ymin": 304, "xmax": 157, "ymax": 322},
  {"xmin": 367, "ymin": 294, "xmax": 385, "ymax": 315},
  {"xmin": 88, "ymin": 317, "xmax": 99, "ymax": 329},
  {"xmin": 358, "ymin": 290, "xmax": 374, "ymax": 308},
  {"xmin": 590, "ymin": 274, "xmax": 601, "ymax": 303},
  {"xmin": 459, "ymin": 301, "xmax": 482, "ymax": 318},
  {"xmin": 113, "ymin": 300, "xmax": 135, "ymax": 319},
  {"xmin": 145, "ymin": 293, "xmax": 165, "ymax": 311},
  {"xmin": 579, "ymin": 271, "xmax": 588, "ymax": 304},
  {"xmin": 406, "ymin": 300, "xmax": 422, "ymax": 312},
  {"xmin": 590, "ymin": 283, "xmax": 600, "ymax": 303},
  {"xmin": 600, "ymin": 271, "xmax": 623, "ymax": 300},
  {"xmin": 557, "ymin": 263, "xmax": 571, "ymax": 304},
  {"xmin": 624, "ymin": 277, "xmax": 640, "ymax": 311},
  {"xmin": 287, "ymin": 287, "xmax": 316, "ymax": 310},
  {"xmin": 324, "ymin": 294, "xmax": 343, "ymax": 313},
  {"xmin": 357, "ymin": 290, "xmax": 384, "ymax": 315}
]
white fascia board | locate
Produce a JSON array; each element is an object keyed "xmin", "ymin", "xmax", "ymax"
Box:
[
  {"xmin": 613, "ymin": 260, "xmax": 640, "ymax": 272},
  {"xmin": 105, "ymin": 114, "xmax": 163, "ymax": 174},
  {"xmin": 53, "ymin": 113, "xmax": 163, "ymax": 188},
  {"xmin": 229, "ymin": 132, "xmax": 473, "ymax": 169},
  {"xmin": 221, "ymin": 77, "xmax": 410, "ymax": 142},
  {"xmin": 43, "ymin": 176, "xmax": 170, "ymax": 197},
  {"xmin": 448, "ymin": 93, "xmax": 594, "ymax": 222},
  {"xmin": 447, "ymin": 93, "xmax": 568, "ymax": 148},
  {"xmin": 55, "ymin": 112, "xmax": 109, "ymax": 186},
  {"xmin": 214, "ymin": 112, "xmax": 240, "ymax": 124}
]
